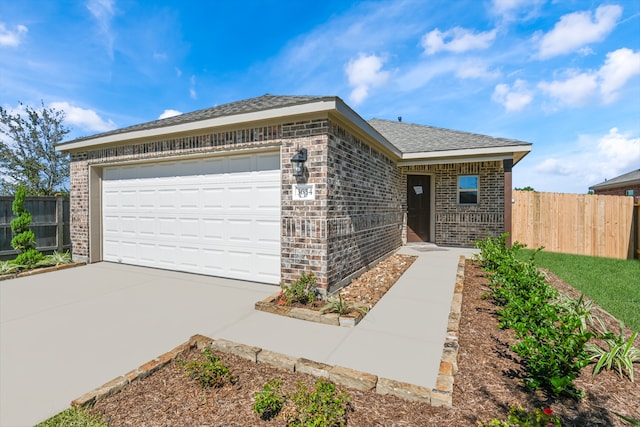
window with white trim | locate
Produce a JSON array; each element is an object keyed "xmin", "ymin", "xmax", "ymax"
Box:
[{"xmin": 458, "ymin": 175, "xmax": 478, "ymax": 205}]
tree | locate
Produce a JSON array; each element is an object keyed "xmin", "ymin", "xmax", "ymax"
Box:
[
  {"xmin": 515, "ymin": 186, "xmax": 535, "ymax": 191},
  {"xmin": 0, "ymin": 102, "xmax": 70, "ymax": 195}
]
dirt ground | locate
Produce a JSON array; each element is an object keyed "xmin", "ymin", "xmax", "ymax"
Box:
[{"xmin": 90, "ymin": 259, "xmax": 640, "ymax": 426}]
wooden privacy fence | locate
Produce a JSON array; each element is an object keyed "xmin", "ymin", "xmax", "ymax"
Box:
[
  {"xmin": 0, "ymin": 195, "xmax": 70, "ymax": 259},
  {"xmin": 511, "ymin": 191, "xmax": 637, "ymax": 260}
]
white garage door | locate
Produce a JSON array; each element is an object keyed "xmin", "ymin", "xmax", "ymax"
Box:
[{"xmin": 102, "ymin": 152, "xmax": 281, "ymax": 284}]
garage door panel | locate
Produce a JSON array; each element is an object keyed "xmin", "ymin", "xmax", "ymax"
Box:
[{"xmin": 103, "ymin": 152, "xmax": 281, "ymax": 284}]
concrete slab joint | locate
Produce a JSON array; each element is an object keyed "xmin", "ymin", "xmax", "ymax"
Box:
[{"xmin": 69, "ymin": 255, "xmax": 468, "ymax": 413}]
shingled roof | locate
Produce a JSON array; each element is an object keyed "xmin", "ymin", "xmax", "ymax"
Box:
[
  {"xmin": 589, "ymin": 168, "xmax": 640, "ymax": 190},
  {"xmin": 368, "ymin": 118, "xmax": 531, "ymax": 154},
  {"xmin": 59, "ymin": 95, "xmax": 532, "ymax": 162},
  {"xmin": 67, "ymin": 94, "xmax": 329, "ymax": 144}
]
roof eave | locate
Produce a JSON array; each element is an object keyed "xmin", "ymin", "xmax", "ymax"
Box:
[
  {"xmin": 56, "ymin": 98, "xmax": 340, "ymax": 152},
  {"xmin": 332, "ymin": 100, "xmax": 402, "ymax": 159},
  {"xmin": 397, "ymin": 145, "xmax": 532, "ymax": 166},
  {"xmin": 589, "ymin": 178, "xmax": 640, "ymax": 190}
]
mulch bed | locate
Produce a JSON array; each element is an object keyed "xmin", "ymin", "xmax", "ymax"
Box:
[
  {"xmin": 88, "ymin": 259, "xmax": 640, "ymax": 426},
  {"xmin": 260, "ymin": 253, "xmax": 417, "ymax": 318}
]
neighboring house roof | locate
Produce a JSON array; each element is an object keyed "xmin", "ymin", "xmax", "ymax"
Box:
[
  {"xmin": 57, "ymin": 94, "xmax": 532, "ymax": 164},
  {"xmin": 589, "ymin": 168, "xmax": 640, "ymax": 191}
]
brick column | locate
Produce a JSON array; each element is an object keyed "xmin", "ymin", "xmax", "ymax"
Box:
[{"xmin": 503, "ymin": 159, "xmax": 513, "ymax": 247}]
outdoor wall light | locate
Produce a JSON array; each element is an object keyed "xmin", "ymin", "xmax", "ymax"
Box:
[{"xmin": 291, "ymin": 148, "xmax": 307, "ymax": 178}]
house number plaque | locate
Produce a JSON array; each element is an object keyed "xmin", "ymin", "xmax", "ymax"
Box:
[{"xmin": 292, "ymin": 184, "xmax": 315, "ymax": 200}]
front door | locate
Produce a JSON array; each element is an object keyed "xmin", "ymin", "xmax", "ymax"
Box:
[{"xmin": 407, "ymin": 175, "xmax": 430, "ymax": 242}]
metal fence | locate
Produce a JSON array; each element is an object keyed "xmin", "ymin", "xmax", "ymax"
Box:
[{"xmin": 0, "ymin": 195, "xmax": 70, "ymax": 259}]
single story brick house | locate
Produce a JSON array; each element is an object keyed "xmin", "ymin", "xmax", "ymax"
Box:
[
  {"xmin": 57, "ymin": 95, "xmax": 531, "ymax": 291},
  {"xmin": 589, "ymin": 169, "xmax": 640, "ymax": 204}
]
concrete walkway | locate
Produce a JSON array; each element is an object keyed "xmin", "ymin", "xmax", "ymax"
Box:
[{"xmin": 0, "ymin": 244, "xmax": 475, "ymax": 427}]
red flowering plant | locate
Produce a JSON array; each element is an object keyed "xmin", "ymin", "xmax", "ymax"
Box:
[
  {"xmin": 277, "ymin": 272, "xmax": 317, "ymax": 306},
  {"xmin": 479, "ymin": 405, "xmax": 561, "ymax": 426}
]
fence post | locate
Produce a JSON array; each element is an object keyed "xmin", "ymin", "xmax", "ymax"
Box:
[{"xmin": 56, "ymin": 194, "xmax": 64, "ymax": 253}]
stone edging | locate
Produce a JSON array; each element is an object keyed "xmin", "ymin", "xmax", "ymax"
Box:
[
  {"xmin": 0, "ymin": 262, "xmax": 86, "ymax": 281},
  {"xmin": 71, "ymin": 256, "xmax": 467, "ymax": 410},
  {"xmin": 255, "ymin": 294, "xmax": 364, "ymax": 327}
]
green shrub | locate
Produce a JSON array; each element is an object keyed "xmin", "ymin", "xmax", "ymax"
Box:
[
  {"xmin": 14, "ymin": 248, "xmax": 44, "ymax": 268},
  {"xmin": 320, "ymin": 294, "xmax": 368, "ymax": 316},
  {"xmin": 279, "ymin": 272, "xmax": 318, "ymax": 306},
  {"xmin": 475, "ymin": 234, "xmax": 592, "ymax": 398},
  {"xmin": 10, "ymin": 185, "xmax": 37, "ymax": 254},
  {"xmin": 37, "ymin": 250, "xmax": 72, "ymax": 267},
  {"xmin": 0, "ymin": 260, "xmax": 20, "ymax": 274},
  {"xmin": 586, "ymin": 318, "xmax": 639, "ymax": 382},
  {"xmin": 180, "ymin": 348, "xmax": 236, "ymax": 388},
  {"xmin": 286, "ymin": 379, "xmax": 350, "ymax": 427},
  {"xmin": 253, "ymin": 379, "xmax": 285, "ymax": 420},
  {"xmin": 479, "ymin": 405, "xmax": 561, "ymax": 427}
]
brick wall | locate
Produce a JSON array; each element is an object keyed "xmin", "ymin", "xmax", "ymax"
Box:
[
  {"xmin": 325, "ymin": 120, "xmax": 404, "ymax": 290},
  {"xmin": 593, "ymin": 184, "xmax": 640, "ymax": 204},
  {"xmin": 281, "ymin": 119, "xmax": 330, "ymax": 289},
  {"xmin": 402, "ymin": 161, "xmax": 505, "ymax": 246}
]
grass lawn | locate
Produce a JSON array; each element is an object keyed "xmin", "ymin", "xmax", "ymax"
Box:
[{"xmin": 518, "ymin": 249, "xmax": 640, "ymax": 332}]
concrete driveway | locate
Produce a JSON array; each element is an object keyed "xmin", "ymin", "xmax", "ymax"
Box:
[
  {"xmin": 1, "ymin": 245, "xmax": 475, "ymax": 427},
  {"xmin": 1, "ymin": 262, "xmax": 276, "ymax": 427}
]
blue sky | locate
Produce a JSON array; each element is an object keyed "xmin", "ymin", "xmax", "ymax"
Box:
[{"xmin": 1, "ymin": 0, "xmax": 639, "ymax": 193}]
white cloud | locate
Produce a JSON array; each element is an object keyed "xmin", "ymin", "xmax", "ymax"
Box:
[
  {"xmin": 537, "ymin": 5, "xmax": 622, "ymax": 59},
  {"xmin": 538, "ymin": 48, "xmax": 640, "ymax": 106},
  {"xmin": 86, "ymin": 0, "xmax": 116, "ymax": 57},
  {"xmin": 599, "ymin": 48, "xmax": 640, "ymax": 104},
  {"xmin": 189, "ymin": 75, "xmax": 197, "ymax": 100},
  {"xmin": 50, "ymin": 101, "xmax": 116, "ymax": 132},
  {"xmin": 0, "ymin": 23, "xmax": 28, "ymax": 47},
  {"xmin": 158, "ymin": 109, "xmax": 182, "ymax": 119},
  {"xmin": 492, "ymin": 79, "xmax": 533, "ymax": 111},
  {"xmin": 538, "ymin": 72, "xmax": 598, "ymax": 107},
  {"xmin": 530, "ymin": 128, "xmax": 640, "ymax": 190},
  {"xmin": 492, "ymin": 0, "xmax": 544, "ymax": 14},
  {"xmin": 456, "ymin": 60, "xmax": 500, "ymax": 79},
  {"xmin": 345, "ymin": 53, "xmax": 390, "ymax": 104},
  {"xmin": 421, "ymin": 27, "xmax": 496, "ymax": 55}
]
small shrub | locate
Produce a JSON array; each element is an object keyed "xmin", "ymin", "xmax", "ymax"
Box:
[
  {"xmin": 478, "ymin": 405, "xmax": 561, "ymax": 427},
  {"xmin": 0, "ymin": 260, "xmax": 20, "ymax": 274},
  {"xmin": 37, "ymin": 250, "xmax": 73, "ymax": 267},
  {"xmin": 14, "ymin": 248, "xmax": 44, "ymax": 268},
  {"xmin": 586, "ymin": 318, "xmax": 639, "ymax": 382},
  {"xmin": 10, "ymin": 185, "xmax": 37, "ymax": 254},
  {"xmin": 253, "ymin": 379, "xmax": 285, "ymax": 420},
  {"xmin": 180, "ymin": 348, "xmax": 236, "ymax": 388},
  {"xmin": 279, "ymin": 272, "xmax": 317, "ymax": 306},
  {"xmin": 286, "ymin": 379, "xmax": 350, "ymax": 427},
  {"xmin": 320, "ymin": 294, "xmax": 368, "ymax": 316}
]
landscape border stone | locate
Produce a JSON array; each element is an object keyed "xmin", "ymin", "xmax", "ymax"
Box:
[
  {"xmin": 0, "ymin": 261, "xmax": 86, "ymax": 281},
  {"xmin": 70, "ymin": 256, "xmax": 467, "ymax": 411},
  {"xmin": 255, "ymin": 294, "xmax": 363, "ymax": 327}
]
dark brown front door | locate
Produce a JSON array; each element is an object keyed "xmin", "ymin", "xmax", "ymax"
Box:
[{"xmin": 407, "ymin": 175, "xmax": 430, "ymax": 242}]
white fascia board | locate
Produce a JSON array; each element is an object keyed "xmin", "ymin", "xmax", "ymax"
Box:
[
  {"xmin": 398, "ymin": 147, "xmax": 532, "ymax": 167},
  {"xmin": 56, "ymin": 99, "xmax": 340, "ymax": 152},
  {"xmin": 333, "ymin": 100, "xmax": 403, "ymax": 158},
  {"xmin": 400, "ymin": 144, "xmax": 531, "ymax": 161}
]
